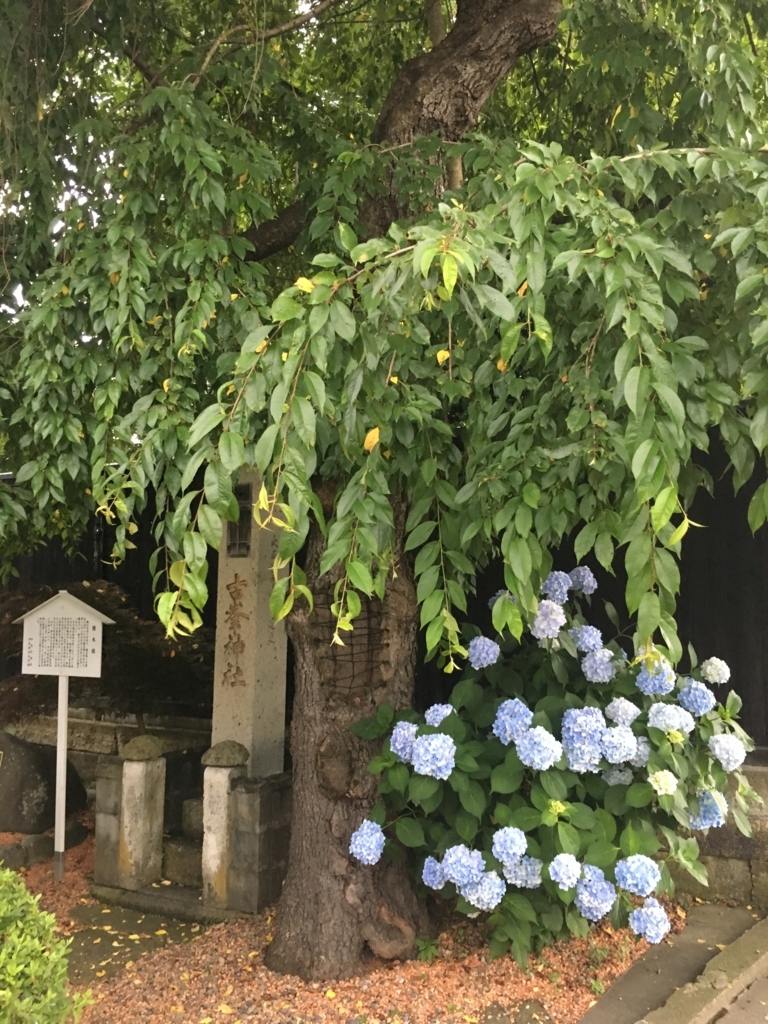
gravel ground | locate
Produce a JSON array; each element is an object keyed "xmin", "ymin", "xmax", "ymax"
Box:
[{"xmin": 20, "ymin": 823, "xmax": 685, "ymax": 1024}]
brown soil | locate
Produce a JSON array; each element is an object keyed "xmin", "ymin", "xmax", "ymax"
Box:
[{"xmin": 16, "ymin": 823, "xmax": 682, "ymax": 1024}]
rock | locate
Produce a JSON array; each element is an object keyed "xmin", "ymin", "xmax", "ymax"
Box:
[
  {"xmin": 482, "ymin": 1004, "xmax": 512, "ymax": 1024},
  {"xmin": 182, "ymin": 797, "xmax": 204, "ymax": 839},
  {"xmin": 121, "ymin": 734, "xmax": 163, "ymax": 760},
  {"xmin": 65, "ymin": 819, "xmax": 89, "ymax": 849},
  {"xmin": 202, "ymin": 740, "xmax": 249, "ymax": 767},
  {"xmin": 163, "ymin": 836, "xmax": 203, "ymax": 888},
  {"xmin": 0, "ymin": 730, "xmax": 86, "ymax": 833},
  {"xmin": 21, "ymin": 833, "xmax": 54, "ymax": 864},
  {"xmin": 515, "ymin": 1001, "xmax": 553, "ymax": 1024},
  {"xmin": 0, "ymin": 842, "xmax": 26, "ymax": 870}
]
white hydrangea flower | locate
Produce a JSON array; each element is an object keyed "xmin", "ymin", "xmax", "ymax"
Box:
[
  {"xmin": 649, "ymin": 770, "xmax": 678, "ymax": 796},
  {"xmin": 700, "ymin": 657, "xmax": 730, "ymax": 685}
]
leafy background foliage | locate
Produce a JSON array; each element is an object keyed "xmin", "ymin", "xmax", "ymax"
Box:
[{"xmin": 1, "ymin": 0, "xmax": 768, "ymax": 660}]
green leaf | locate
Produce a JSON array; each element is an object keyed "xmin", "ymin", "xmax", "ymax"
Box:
[
  {"xmin": 459, "ymin": 780, "xmax": 487, "ymax": 818},
  {"xmin": 409, "ymin": 775, "xmax": 440, "ymax": 803},
  {"xmin": 491, "ymin": 762, "xmax": 523, "ymax": 794},
  {"xmin": 330, "ymin": 300, "xmax": 356, "ymax": 341},
  {"xmin": 557, "ymin": 822, "xmax": 581, "ymax": 855},
  {"xmin": 254, "ymin": 424, "xmax": 279, "ymax": 474},
  {"xmin": 346, "ymin": 559, "xmax": 374, "ymax": 596},
  {"xmin": 442, "ymin": 254, "xmax": 458, "ymax": 297},
  {"xmin": 204, "ymin": 461, "xmax": 237, "ymax": 519},
  {"xmin": 637, "ymin": 591, "xmax": 661, "ymax": 639},
  {"xmin": 651, "ymin": 486, "xmax": 677, "ymax": 533},
  {"xmin": 585, "ymin": 840, "xmax": 619, "ymax": 868},
  {"xmin": 271, "ymin": 293, "xmax": 304, "ymax": 321},
  {"xmin": 219, "ymin": 431, "xmax": 245, "ymax": 473},
  {"xmin": 395, "ymin": 818, "xmax": 425, "ymax": 848},
  {"xmin": 197, "ymin": 505, "xmax": 223, "ymax": 550},
  {"xmin": 624, "ymin": 366, "xmax": 650, "ymax": 417},
  {"xmin": 626, "ymin": 782, "xmax": 655, "ymax": 808},
  {"xmin": 338, "ymin": 222, "xmax": 357, "ymax": 252},
  {"xmin": 187, "ymin": 404, "xmax": 225, "ymax": 450}
]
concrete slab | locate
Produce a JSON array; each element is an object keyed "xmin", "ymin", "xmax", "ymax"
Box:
[
  {"xmin": 579, "ymin": 904, "xmax": 760, "ymax": 1024},
  {"xmin": 640, "ymin": 913, "xmax": 768, "ymax": 1024},
  {"xmin": 717, "ymin": 975, "xmax": 768, "ymax": 1022},
  {"xmin": 91, "ymin": 881, "xmax": 247, "ymax": 923}
]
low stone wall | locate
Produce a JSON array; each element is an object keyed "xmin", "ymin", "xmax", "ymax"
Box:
[
  {"xmin": 4, "ymin": 708, "xmax": 211, "ymax": 792},
  {"xmin": 672, "ymin": 763, "xmax": 768, "ymax": 906}
]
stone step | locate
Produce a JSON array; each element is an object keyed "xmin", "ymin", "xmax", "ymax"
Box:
[
  {"xmin": 162, "ymin": 836, "xmax": 203, "ymax": 889},
  {"xmin": 182, "ymin": 797, "xmax": 203, "ymax": 840}
]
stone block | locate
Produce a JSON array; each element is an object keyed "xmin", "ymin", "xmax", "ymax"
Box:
[
  {"xmin": 163, "ymin": 836, "xmax": 203, "ymax": 888},
  {"xmin": 121, "ymin": 734, "xmax": 163, "ymax": 760},
  {"xmin": 202, "ymin": 764, "xmax": 245, "ymax": 909},
  {"xmin": 228, "ymin": 773, "xmax": 291, "ymax": 913},
  {"xmin": 182, "ymin": 798, "xmax": 204, "ymax": 840},
  {"xmin": 118, "ymin": 757, "xmax": 166, "ymax": 891},
  {"xmin": 749, "ymin": 860, "xmax": 768, "ymax": 908},
  {"xmin": 202, "ymin": 740, "xmax": 249, "ymax": 767},
  {"xmin": 94, "ymin": 812, "xmax": 120, "ymax": 886},
  {"xmin": 95, "ymin": 763, "xmax": 123, "ymax": 816},
  {"xmin": 670, "ymin": 855, "xmax": 752, "ymax": 904},
  {"xmin": 745, "ymin": 766, "xmax": 768, "ymax": 812},
  {"xmin": 699, "ymin": 822, "xmax": 763, "ymax": 861},
  {"xmin": 0, "ymin": 843, "xmax": 26, "ymax": 870},
  {"xmin": 0, "ymin": 730, "xmax": 86, "ymax": 833},
  {"xmin": 21, "ymin": 833, "xmax": 54, "ymax": 864}
]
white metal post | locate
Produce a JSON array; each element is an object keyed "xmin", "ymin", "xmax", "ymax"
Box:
[{"xmin": 54, "ymin": 673, "xmax": 69, "ymax": 882}]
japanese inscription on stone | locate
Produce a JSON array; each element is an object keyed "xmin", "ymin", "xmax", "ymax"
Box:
[{"xmin": 221, "ymin": 573, "xmax": 249, "ymax": 687}]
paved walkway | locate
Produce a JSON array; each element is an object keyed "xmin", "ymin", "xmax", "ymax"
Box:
[{"xmin": 717, "ymin": 974, "xmax": 768, "ymax": 1022}]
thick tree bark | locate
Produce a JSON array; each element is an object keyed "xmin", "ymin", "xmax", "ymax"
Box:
[
  {"xmin": 248, "ymin": 0, "xmax": 562, "ymax": 254},
  {"xmin": 266, "ymin": 502, "xmax": 427, "ymax": 980}
]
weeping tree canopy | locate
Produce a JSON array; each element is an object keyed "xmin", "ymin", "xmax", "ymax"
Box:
[
  {"xmin": 2, "ymin": 0, "xmax": 768, "ymax": 665},
  {"xmin": 6, "ymin": 0, "xmax": 768, "ymax": 984}
]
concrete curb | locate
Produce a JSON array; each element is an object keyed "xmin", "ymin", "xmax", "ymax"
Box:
[
  {"xmin": 91, "ymin": 882, "xmax": 249, "ymax": 923},
  {"xmin": 637, "ymin": 915, "xmax": 768, "ymax": 1024}
]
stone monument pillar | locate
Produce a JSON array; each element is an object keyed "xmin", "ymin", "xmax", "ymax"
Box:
[
  {"xmin": 116, "ymin": 736, "xmax": 165, "ymax": 891},
  {"xmin": 211, "ymin": 471, "xmax": 287, "ymax": 777}
]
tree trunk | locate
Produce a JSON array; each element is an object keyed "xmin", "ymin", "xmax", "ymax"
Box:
[{"xmin": 266, "ymin": 502, "xmax": 427, "ymax": 980}]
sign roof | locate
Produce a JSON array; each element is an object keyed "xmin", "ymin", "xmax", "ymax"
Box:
[{"xmin": 12, "ymin": 590, "xmax": 116, "ymax": 625}]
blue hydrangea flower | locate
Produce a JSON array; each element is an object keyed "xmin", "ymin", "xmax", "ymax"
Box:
[
  {"xmin": 492, "ymin": 827, "xmax": 527, "ymax": 866},
  {"xmin": 570, "ymin": 566, "xmax": 598, "ymax": 595},
  {"xmin": 422, "ymin": 856, "xmax": 446, "ymax": 890},
  {"xmin": 503, "ymin": 855, "xmax": 543, "ymax": 889},
  {"xmin": 647, "ymin": 703, "xmax": 695, "ymax": 737},
  {"xmin": 531, "ymin": 600, "xmax": 567, "ymax": 640},
  {"xmin": 605, "ymin": 697, "xmax": 641, "ymax": 728},
  {"xmin": 412, "ymin": 733, "xmax": 456, "ymax": 780},
  {"xmin": 488, "ymin": 589, "xmax": 515, "ymax": 610},
  {"xmin": 424, "ymin": 703, "xmax": 454, "ymax": 727},
  {"xmin": 442, "ymin": 845, "xmax": 485, "ymax": 888},
  {"xmin": 493, "ymin": 698, "xmax": 533, "ymax": 745},
  {"xmin": 467, "ymin": 635, "xmax": 501, "ymax": 670},
  {"xmin": 700, "ymin": 657, "xmax": 730, "ymax": 685},
  {"xmin": 708, "ymin": 734, "xmax": 746, "ymax": 771},
  {"xmin": 561, "ymin": 707, "xmax": 606, "ymax": 774},
  {"xmin": 629, "ymin": 736, "xmax": 651, "ymax": 768},
  {"xmin": 349, "ymin": 820, "xmax": 385, "ymax": 865},
  {"xmin": 636, "ymin": 659, "xmax": 676, "ymax": 696},
  {"xmin": 601, "ymin": 725, "xmax": 638, "ymax": 764},
  {"xmin": 390, "ymin": 721, "xmax": 418, "ymax": 763},
  {"xmin": 678, "ymin": 679, "xmax": 717, "ymax": 717},
  {"xmin": 542, "ymin": 571, "xmax": 572, "ymax": 604},
  {"xmin": 629, "ymin": 897, "xmax": 670, "ymax": 944},
  {"xmin": 602, "ymin": 766, "xmax": 633, "ymax": 787},
  {"xmin": 569, "ymin": 625, "xmax": 604, "ymax": 653},
  {"xmin": 690, "ymin": 790, "xmax": 726, "ymax": 830},
  {"xmin": 549, "ymin": 853, "xmax": 581, "ymax": 890},
  {"xmin": 516, "ymin": 727, "xmax": 563, "ymax": 771},
  {"xmin": 460, "ymin": 870, "xmax": 506, "ymax": 911},
  {"xmin": 615, "ymin": 855, "xmax": 661, "ymax": 897},
  {"xmin": 582, "ymin": 648, "xmax": 618, "ymax": 683},
  {"xmin": 575, "ymin": 865, "xmax": 616, "ymax": 921}
]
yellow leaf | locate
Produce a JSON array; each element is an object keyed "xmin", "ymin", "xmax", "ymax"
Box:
[
  {"xmin": 364, "ymin": 427, "xmax": 380, "ymax": 452},
  {"xmin": 96, "ymin": 970, "xmax": 106, "ymax": 977},
  {"xmin": 162, "ymin": 379, "xmax": 171, "ymax": 392},
  {"xmin": 77, "ymin": 221, "xmax": 85, "ymax": 229},
  {"xmin": 265, "ymin": 933, "xmax": 273, "ymax": 943},
  {"xmin": 704, "ymin": 233, "xmax": 712, "ymax": 240},
  {"xmin": 497, "ymin": 358, "xmax": 507, "ymax": 372},
  {"xmin": 610, "ymin": 104, "xmax": 622, "ymax": 128},
  {"xmin": 109, "ymin": 272, "xmax": 120, "ymax": 285},
  {"xmin": 601, "ymin": 60, "xmax": 609, "ymax": 73},
  {"xmin": 155, "ymin": 929, "xmax": 167, "ymax": 936},
  {"xmin": 517, "ymin": 280, "xmax": 528, "ymax": 297},
  {"xmin": 294, "ymin": 277, "xmax": 315, "ymax": 293},
  {"xmin": 123, "ymin": 168, "xmax": 129, "ymax": 177},
  {"xmin": 719, "ymin": 246, "xmax": 728, "ymax": 257},
  {"xmin": 389, "ymin": 375, "xmax": 398, "ymax": 384},
  {"xmin": 199, "ymin": 1018, "xmax": 213, "ymax": 1023},
  {"xmin": 61, "ymin": 284, "xmax": 69, "ymax": 295},
  {"xmin": 436, "ymin": 349, "xmax": 450, "ymax": 365},
  {"xmin": 281, "ymin": 351, "xmax": 288, "ymax": 361},
  {"xmin": 326, "ymin": 990, "xmax": 336, "ymax": 999},
  {"xmin": 218, "ymin": 1004, "xmax": 234, "ymax": 1015},
  {"xmin": 255, "ymin": 339, "xmax": 268, "ymax": 354},
  {"xmin": 230, "ymin": 292, "xmax": 239, "ymax": 300},
  {"xmin": 630, "ymin": 105, "xmax": 638, "ymax": 118}
]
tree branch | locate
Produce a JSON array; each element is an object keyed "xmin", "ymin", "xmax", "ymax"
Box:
[
  {"xmin": 190, "ymin": 0, "xmax": 348, "ymax": 87},
  {"xmin": 245, "ymin": 200, "xmax": 308, "ymax": 262}
]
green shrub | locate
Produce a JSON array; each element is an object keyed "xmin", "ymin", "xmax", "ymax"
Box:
[
  {"xmin": 350, "ymin": 576, "xmax": 759, "ymax": 965},
  {"xmin": 0, "ymin": 867, "xmax": 90, "ymax": 1024}
]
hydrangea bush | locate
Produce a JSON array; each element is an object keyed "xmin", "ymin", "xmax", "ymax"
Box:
[{"xmin": 349, "ymin": 570, "xmax": 758, "ymax": 964}]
